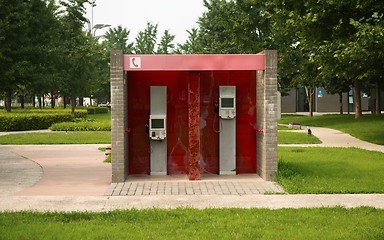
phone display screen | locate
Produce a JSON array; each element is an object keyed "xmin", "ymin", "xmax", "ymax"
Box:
[
  {"xmin": 151, "ymin": 119, "xmax": 164, "ymax": 129},
  {"xmin": 221, "ymin": 98, "xmax": 234, "ymax": 108}
]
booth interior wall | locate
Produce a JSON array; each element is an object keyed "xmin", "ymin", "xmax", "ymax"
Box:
[
  {"xmin": 127, "ymin": 70, "xmax": 257, "ymax": 175},
  {"xmin": 199, "ymin": 71, "xmax": 257, "ymax": 174},
  {"xmin": 128, "ymin": 71, "xmax": 189, "ymax": 174}
]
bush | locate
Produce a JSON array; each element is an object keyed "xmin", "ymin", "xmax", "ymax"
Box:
[
  {"xmin": 0, "ymin": 109, "xmax": 88, "ymax": 131},
  {"xmin": 9, "ymin": 108, "xmax": 88, "ymax": 118},
  {"xmin": 73, "ymin": 110, "xmax": 88, "ymax": 118},
  {"xmin": 0, "ymin": 113, "xmax": 74, "ymax": 131},
  {"xmin": 77, "ymin": 106, "xmax": 109, "ymax": 114},
  {"xmin": 50, "ymin": 121, "xmax": 111, "ymax": 131}
]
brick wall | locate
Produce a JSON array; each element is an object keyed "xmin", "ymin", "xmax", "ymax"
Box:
[
  {"xmin": 256, "ymin": 50, "xmax": 278, "ymax": 181},
  {"xmin": 110, "ymin": 50, "xmax": 128, "ymax": 182}
]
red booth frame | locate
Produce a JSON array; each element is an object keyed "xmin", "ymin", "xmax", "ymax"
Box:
[{"xmin": 110, "ymin": 52, "xmax": 278, "ymax": 182}]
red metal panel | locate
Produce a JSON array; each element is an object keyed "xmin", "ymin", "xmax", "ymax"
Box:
[
  {"xmin": 199, "ymin": 71, "xmax": 257, "ymax": 174},
  {"xmin": 124, "ymin": 54, "xmax": 265, "ymax": 71},
  {"xmin": 233, "ymin": 71, "xmax": 257, "ymax": 173},
  {"xmin": 199, "ymin": 72, "xmax": 219, "ymax": 174},
  {"xmin": 187, "ymin": 72, "xmax": 201, "ymax": 180},
  {"xmin": 127, "ymin": 69, "xmax": 256, "ymax": 176},
  {"xmin": 128, "ymin": 71, "xmax": 189, "ymax": 174},
  {"xmin": 166, "ymin": 73, "xmax": 189, "ymax": 174}
]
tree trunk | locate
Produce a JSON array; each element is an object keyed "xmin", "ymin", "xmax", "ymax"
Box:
[
  {"xmin": 354, "ymin": 80, "xmax": 362, "ymax": 118},
  {"xmin": 338, "ymin": 92, "xmax": 343, "ymax": 114},
  {"xmin": 51, "ymin": 93, "xmax": 55, "ymax": 109},
  {"xmin": 32, "ymin": 96, "xmax": 36, "ymax": 108},
  {"xmin": 375, "ymin": 81, "xmax": 381, "ymax": 114},
  {"xmin": 20, "ymin": 95, "xmax": 25, "ymax": 109},
  {"xmin": 305, "ymin": 87, "xmax": 314, "ymax": 117},
  {"xmin": 308, "ymin": 91, "xmax": 313, "ymax": 116},
  {"xmin": 71, "ymin": 95, "xmax": 76, "ymax": 115},
  {"xmin": 5, "ymin": 91, "xmax": 12, "ymax": 112},
  {"xmin": 63, "ymin": 96, "xmax": 67, "ymax": 109},
  {"xmin": 79, "ymin": 97, "xmax": 84, "ymax": 107},
  {"xmin": 38, "ymin": 96, "xmax": 42, "ymax": 109},
  {"xmin": 347, "ymin": 92, "xmax": 351, "ymax": 114}
]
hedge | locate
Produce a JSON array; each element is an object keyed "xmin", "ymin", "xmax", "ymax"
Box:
[
  {"xmin": 0, "ymin": 110, "xmax": 88, "ymax": 131},
  {"xmin": 77, "ymin": 106, "xmax": 109, "ymax": 114},
  {"xmin": 50, "ymin": 121, "xmax": 111, "ymax": 131},
  {"xmin": 0, "ymin": 113, "xmax": 73, "ymax": 131}
]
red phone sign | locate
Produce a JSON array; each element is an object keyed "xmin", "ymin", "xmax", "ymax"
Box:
[{"xmin": 129, "ymin": 57, "xmax": 141, "ymax": 69}]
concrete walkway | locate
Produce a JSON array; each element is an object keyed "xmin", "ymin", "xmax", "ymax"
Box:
[
  {"xmin": 1, "ymin": 194, "xmax": 384, "ymax": 211},
  {"xmin": 0, "ymin": 144, "xmax": 111, "ymax": 196},
  {"xmin": 106, "ymin": 175, "xmax": 285, "ymax": 196},
  {"xmin": 0, "ymin": 127, "xmax": 383, "ymax": 211},
  {"xmin": 280, "ymin": 126, "xmax": 384, "ymax": 153}
]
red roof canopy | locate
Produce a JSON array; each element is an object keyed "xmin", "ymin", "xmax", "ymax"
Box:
[{"xmin": 124, "ymin": 54, "xmax": 265, "ymax": 71}]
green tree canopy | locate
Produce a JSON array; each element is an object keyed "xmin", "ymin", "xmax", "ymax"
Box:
[
  {"xmin": 157, "ymin": 30, "xmax": 176, "ymax": 54},
  {"xmin": 134, "ymin": 22, "xmax": 158, "ymax": 54}
]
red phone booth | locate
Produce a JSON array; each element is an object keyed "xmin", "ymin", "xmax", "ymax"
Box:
[{"xmin": 110, "ymin": 52, "xmax": 278, "ymax": 182}]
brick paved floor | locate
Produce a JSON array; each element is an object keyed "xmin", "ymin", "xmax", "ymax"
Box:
[{"xmin": 106, "ymin": 174, "xmax": 285, "ymax": 196}]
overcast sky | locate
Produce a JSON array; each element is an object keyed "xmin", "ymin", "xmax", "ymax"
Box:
[{"xmin": 85, "ymin": 0, "xmax": 206, "ymax": 44}]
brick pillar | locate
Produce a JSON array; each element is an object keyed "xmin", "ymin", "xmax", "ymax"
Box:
[
  {"xmin": 256, "ymin": 50, "xmax": 278, "ymax": 181},
  {"xmin": 110, "ymin": 50, "xmax": 128, "ymax": 183},
  {"xmin": 188, "ymin": 73, "xmax": 201, "ymax": 180}
]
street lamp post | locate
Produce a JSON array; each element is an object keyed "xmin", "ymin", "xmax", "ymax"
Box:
[
  {"xmin": 88, "ymin": 1, "xmax": 110, "ymax": 37},
  {"xmin": 87, "ymin": 1, "xmax": 110, "ymax": 107},
  {"xmin": 90, "ymin": 0, "xmax": 96, "ymax": 30},
  {"xmin": 93, "ymin": 24, "xmax": 111, "ymax": 37}
]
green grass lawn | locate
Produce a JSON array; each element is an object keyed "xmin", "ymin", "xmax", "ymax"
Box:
[
  {"xmin": 0, "ymin": 112, "xmax": 112, "ymax": 144},
  {"xmin": 0, "ymin": 208, "xmax": 383, "ymax": 240},
  {"xmin": 278, "ymin": 132, "xmax": 321, "ymax": 144},
  {"xmin": 0, "ymin": 130, "xmax": 318, "ymax": 145},
  {"xmin": 87, "ymin": 112, "xmax": 111, "ymax": 121},
  {"xmin": 279, "ymin": 114, "xmax": 384, "ymax": 145},
  {"xmin": 0, "ymin": 131, "xmax": 111, "ymax": 144},
  {"xmin": 277, "ymin": 125, "xmax": 293, "ymax": 130},
  {"xmin": 278, "ymin": 147, "xmax": 384, "ymax": 193},
  {"xmin": 50, "ymin": 112, "xmax": 111, "ymax": 131}
]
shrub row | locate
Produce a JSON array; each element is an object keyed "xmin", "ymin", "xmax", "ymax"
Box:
[
  {"xmin": 50, "ymin": 121, "xmax": 111, "ymax": 131},
  {"xmin": 1, "ymin": 109, "xmax": 88, "ymax": 119},
  {"xmin": 0, "ymin": 113, "xmax": 74, "ymax": 131},
  {"xmin": 0, "ymin": 109, "xmax": 88, "ymax": 131},
  {"xmin": 77, "ymin": 106, "xmax": 109, "ymax": 114}
]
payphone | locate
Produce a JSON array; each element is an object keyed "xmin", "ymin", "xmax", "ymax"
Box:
[
  {"xmin": 149, "ymin": 115, "xmax": 166, "ymax": 140},
  {"xmin": 219, "ymin": 86, "xmax": 236, "ymax": 175},
  {"xmin": 219, "ymin": 87, "xmax": 236, "ymax": 119},
  {"xmin": 150, "ymin": 86, "xmax": 167, "ymax": 175}
]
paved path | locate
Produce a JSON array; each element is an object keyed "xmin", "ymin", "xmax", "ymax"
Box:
[
  {"xmin": 0, "ymin": 127, "xmax": 383, "ymax": 211},
  {"xmin": 1, "ymin": 194, "xmax": 383, "ymax": 211},
  {"xmin": 280, "ymin": 126, "xmax": 384, "ymax": 153},
  {"xmin": 0, "ymin": 150, "xmax": 42, "ymax": 196},
  {"xmin": 106, "ymin": 175, "xmax": 285, "ymax": 196},
  {"xmin": 0, "ymin": 145, "xmax": 111, "ymax": 196},
  {"xmin": 0, "ymin": 129, "xmax": 51, "ymax": 137}
]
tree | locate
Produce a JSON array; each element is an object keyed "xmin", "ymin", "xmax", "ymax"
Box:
[
  {"xmin": 58, "ymin": 0, "xmax": 99, "ymax": 114},
  {"xmin": 92, "ymin": 25, "xmax": 135, "ymax": 105},
  {"xmin": 197, "ymin": 0, "xmax": 273, "ymax": 54},
  {"xmin": 348, "ymin": 14, "xmax": 384, "ymax": 115},
  {"xmin": 157, "ymin": 30, "xmax": 176, "ymax": 54},
  {"xmin": 104, "ymin": 25, "xmax": 134, "ymax": 54},
  {"xmin": 253, "ymin": 0, "xmax": 384, "ymax": 118},
  {"xmin": 27, "ymin": 0, "xmax": 62, "ymax": 109},
  {"xmin": 0, "ymin": 0, "xmax": 31, "ymax": 112},
  {"xmin": 134, "ymin": 22, "xmax": 158, "ymax": 54},
  {"xmin": 175, "ymin": 28, "xmax": 203, "ymax": 54}
]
